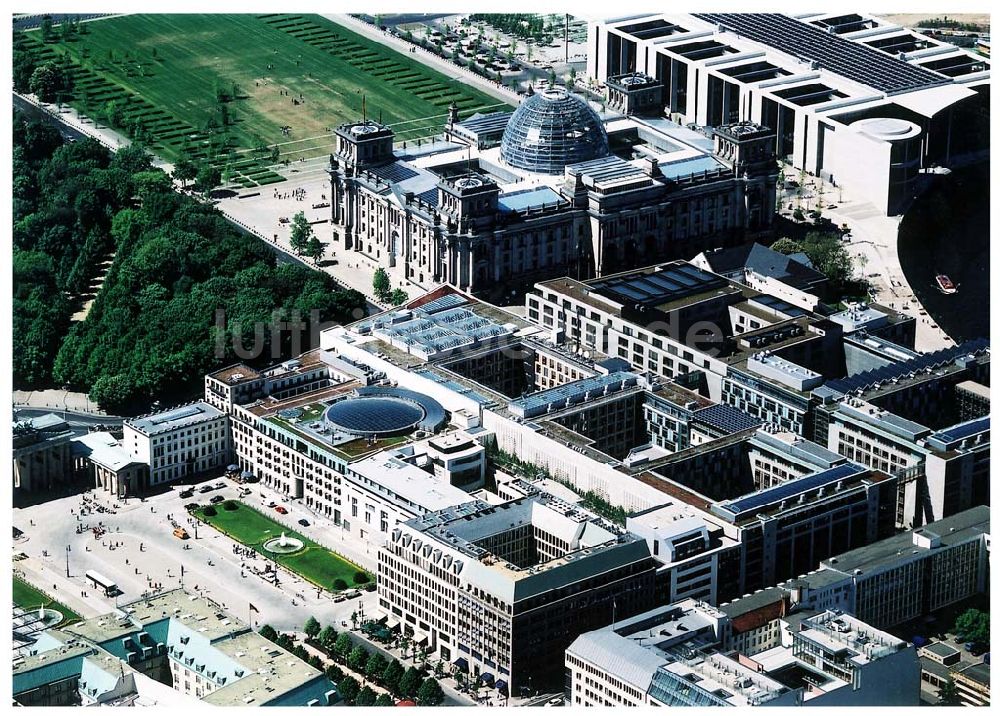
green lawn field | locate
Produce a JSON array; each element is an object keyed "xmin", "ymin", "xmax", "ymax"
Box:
[
  {"xmin": 192, "ymin": 502, "xmax": 368, "ymax": 591},
  {"xmin": 20, "ymin": 14, "xmax": 508, "ymax": 185},
  {"xmin": 13, "ymin": 576, "xmax": 82, "ymax": 625}
]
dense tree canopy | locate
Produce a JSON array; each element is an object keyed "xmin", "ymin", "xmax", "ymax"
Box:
[{"xmin": 12, "ymin": 112, "xmax": 366, "ymax": 413}]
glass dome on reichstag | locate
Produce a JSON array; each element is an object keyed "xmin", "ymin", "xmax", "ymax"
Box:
[{"xmin": 500, "ymin": 87, "xmax": 609, "ymax": 174}]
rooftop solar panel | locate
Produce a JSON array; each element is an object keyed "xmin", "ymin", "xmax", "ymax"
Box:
[
  {"xmin": 719, "ymin": 463, "xmax": 865, "ymax": 516},
  {"xmin": 931, "ymin": 416, "xmax": 990, "ymax": 444},
  {"xmin": 693, "ymin": 13, "xmax": 949, "ymax": 94},
  {"xmin": 418, "ymin": 293, "xmax": 468, "ymax": 315},
  {"xmin": 825, "ymin": 338, "xmax": 989, "ymax": 394},
  {"xmin": 370, "ymin": 162, "xmax": 419, "ymax": 183},
  {"xmin": 414, "ymin": 187, "xmax": 439, "ymax": 207}
]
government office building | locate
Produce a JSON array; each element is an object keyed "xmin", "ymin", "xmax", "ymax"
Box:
[
  {"xmin": 377, "ymin": 494, "xmax": 658, "ymax": 693},
  {"xmin": 327, "ymin": 85, "xmax": 779, "ymax": 303},
  {"xmin": 587, "ymin": 12, "xmax": 989, "ymax": 214}
]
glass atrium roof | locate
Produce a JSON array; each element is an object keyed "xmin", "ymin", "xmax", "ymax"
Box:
[{"xmin": 500, "ymin": 88, "xmax": 610, "ymax": 174}]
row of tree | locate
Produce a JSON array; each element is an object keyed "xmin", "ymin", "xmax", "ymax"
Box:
[
  {"xmin": 13, "ymin": 112, "xmax": 367, "ymax": 414},
  {"xmin": 262, "ymin": 618, "xmax": 445, "ymax": 705}
]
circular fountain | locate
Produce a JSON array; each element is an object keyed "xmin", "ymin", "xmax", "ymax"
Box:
[
  {"xmin": 263, "ymin": 531, "xmax": 304, "ymax": 555},
  {"xmin": 36, "ymin": 605, "xmax": 64, "ymax": 628}
]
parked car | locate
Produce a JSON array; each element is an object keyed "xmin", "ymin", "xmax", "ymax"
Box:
[
  {"xmin": 268, "ymin": 501, "xmax": 277, "ymax": 508},
  {"xmin": 198, "ymin": 485, "xmax": 214, "ymax": 494},
  {"xmin": 179, "ymin": 489, "xmax": 195, "ymax": 499},
  {"xmin": 215, "ymin": 481, "xmax": 225, "ymax": 489},
  {"xmin": 275, "ymin": 506, "xmax": 288, "ymax": 515},
  {"xmin": 298, "ymin": 518, "xmax": 310, "ymax": 527},
  {"xmin": 209, "ymin": 495, "xmax": 225, "ymax": 504}
]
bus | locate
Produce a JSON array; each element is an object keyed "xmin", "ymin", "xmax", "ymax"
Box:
[{"xmin": 85, "ymin": 570, "xmax": 119, "ymax": 597}]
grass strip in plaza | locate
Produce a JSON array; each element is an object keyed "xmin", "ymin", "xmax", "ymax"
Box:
[
  {"xmin": 191, "ymin": 502, "xmax": 368, "ymax": 592},
  {"xmin": 13, "ymin": 576, "xmax": 82, "ymax": 625}
]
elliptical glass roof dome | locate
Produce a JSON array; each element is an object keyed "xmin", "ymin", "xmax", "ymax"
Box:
[{"xmin": 500, "ymin": 88, "xmax": 609, "ymax": 174}]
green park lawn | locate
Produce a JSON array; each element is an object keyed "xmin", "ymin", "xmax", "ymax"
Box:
[
  {"xmin": 13, "ymin": 576, "xmax": 82, "ymax": 625},
  {"xmin": 21, "ymin": 14, "xmax": 508, "ymax": 183},
  {"xmin": 192, "ymin": 502, "xmax": 368, "ymax": 591}
]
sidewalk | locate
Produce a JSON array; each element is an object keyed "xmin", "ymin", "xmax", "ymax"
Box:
[
  {"xmin": 14, "ymin": 389, "xmax": 108, "ymax": 416},
  {"xmin": 330, "ymin": 14, "xmax": 520, "ymax": 108},
  {"xmin": 777, "ymin": 174, "xmax": 954, "ymax": 352}
]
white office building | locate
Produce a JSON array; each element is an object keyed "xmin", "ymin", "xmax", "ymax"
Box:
[{"xmin": 123, "ymin": 401, "xmax": 229, "ymax": 487}]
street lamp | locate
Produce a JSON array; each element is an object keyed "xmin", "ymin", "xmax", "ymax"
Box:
[{"xmin": 65, "ymin": 545, "xmax": 71, "ymax": 578}]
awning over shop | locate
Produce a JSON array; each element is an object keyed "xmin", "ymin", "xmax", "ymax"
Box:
[
  {"xmin": 386, "ymin": 618, "xmax": 400, "ymax": 630},
  {"xmin": 495, "ymin": 679, "xmax": 508, "ymax": 694},
  {"xmin": 479, "ymin": 673, "xmax": 494, "ymax": 685},
  {"xmin": 227, "ymin": 464, "xmax": 240, "ymax": 472},
  {"xmin": 453, "ymin": 657, "xmax": 469, "ymax": 672},
  {"xmin": 413, "ymin": 633, "xmax": 429, "ymax": 646}
]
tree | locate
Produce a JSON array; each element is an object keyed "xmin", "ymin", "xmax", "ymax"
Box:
[
  {"xmin": 304, "ymin": 616, "xmax": 321, "ymax": 639},
  {"xmin": 41, "ymin": 15, "xmax": 54, "ymax": 42},
  {"xmin": 372, "ymin": 267, "xmax": 391, "ymax": 300},
  {"xmin": 365, "ymin": 652, "xmax": 388, "ymax": 683},
  {"xmin": 333, "ymin": 578, "xmax": 348, "ymax": 590},
  {"xmin": 172, "ymin": 158, "xmax": 198, "ymax": 188},
  {"xmin": 347, "ymin": 644, "xmax": 369, "ymax": 672},
  {"xmin": 308, "ymin": 654, "xmax": 323, "ymax": 670},
  {"xmin": 326, "ymin": 663, "xmax": 344, "ymax": 684},
  {"xmin": 317, "ymin": 625, "xmax": 337, "ymax": 648},
  {"xmin": 374, "ymin": 693, "xmax": 394, "ymax": 706},
  {"xmin": 954, "ymin": 609, "xmax": 990, "ymax": 646},
  {"xmin": 770, "ymin": 238, "xmax": 801, "ymax": 255},
  {"xmin": 389, "ymin": 288, "xmax": 408, "ymax": 306},
  {"xmin": 417, "ymin": 677, "xmax": 445, "ymax": 706},
  {"xmin": 334, "ymin": 632, "xmax": 354, "ymax": 660},
  {"xmin": 354, "ymin": 571, "xmax": 370, "ymax": 584},
  {"xmin": 293, "ymin": 644, "xmax": 309, "ymax": 661},
  {"xmin": 305, "ymin": 235, "xmax": 324, "ymax": 264},
  {"xmin": 29, "ymin": 62, "xmax": 69, "ymax": 103},
  {"xmin": 382, "ymin": 659, "xmax": 405, "ymax": 694},
  {"xmin": 289, "ymin": 211, "xmax": 313, "ymax": 254},
  {"xmin": 399, "ymin": 666, "xmax": 424, "ymax": 699},
  {"xmin": 356, "ymin": 686, "xmax": 377, "ymax": 706},
  {"xmin": 937, "ymin": 678, "xmax": 960, "ymax": 706},
  {"xmin": 259, "ymin": 624, "xmax": 278, "ymax": 642},
  {"xmin": 337, "ymin": 675, "xmax": 360, "ymax": 704},
  {"xmin": 90, "ymin": 374, "xmax": 137, "ymax": 414},
  {"xmin": 194, "ymin": 164, "xmax": 222, "ymax": 194}
]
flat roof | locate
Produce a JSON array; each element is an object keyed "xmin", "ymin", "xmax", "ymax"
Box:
[
  {"xmin": 208, "ymin": 364, "xmax": 262, "ymax": 385},
  {"xmin": 350, "ymin": 450, "xmax": 477, "ymax": 514},
  {"xmin": 126, "ymin": 401, "xmax": 224, "ymax": 436},
  {"xmin": 714, "ymin": 463, "xmax": 866, "ymax": 519},
  {"xmin": 822, "ymin": 505, "xmax": 990, "ymax": 575},
  {"xmin": 693, "ymin": 13, "xmax": 949, "ymax": 94},
  {"xmin": 589, "ymin": 262, "xmax": 729, "ymax": 309}
]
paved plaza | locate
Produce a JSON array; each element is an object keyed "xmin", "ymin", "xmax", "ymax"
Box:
[{"xmin": 12, "ymin": 478, "xmax": 379, "ymax": 633}]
